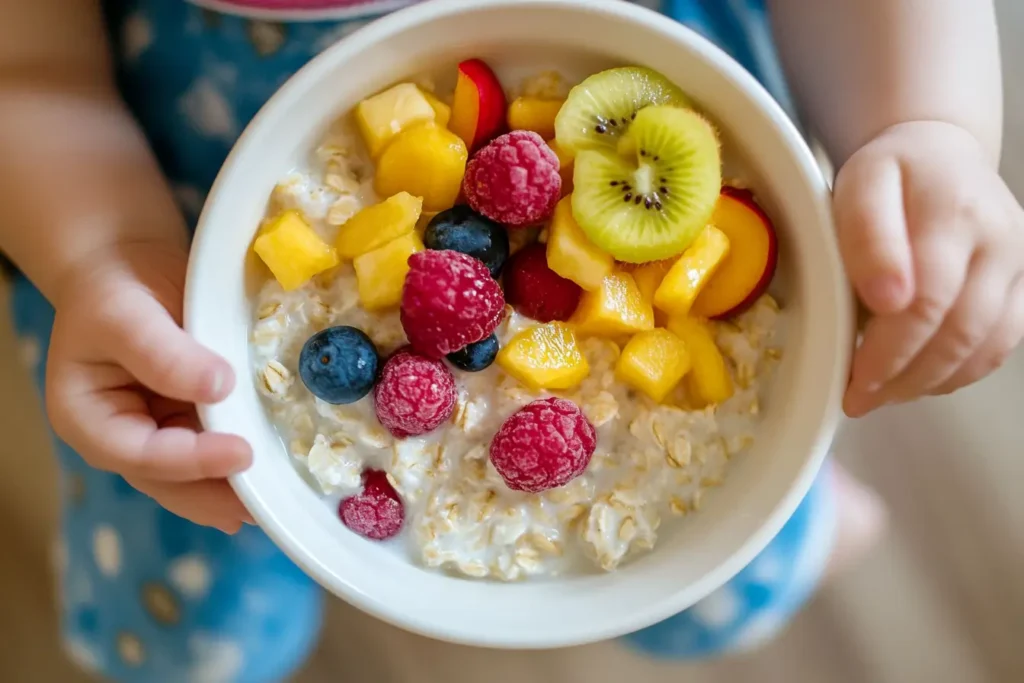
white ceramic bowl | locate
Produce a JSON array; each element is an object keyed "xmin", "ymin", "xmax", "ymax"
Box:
[{"xmin": 185, "ymin": 0, "xmax": 854, "ymax": 650}]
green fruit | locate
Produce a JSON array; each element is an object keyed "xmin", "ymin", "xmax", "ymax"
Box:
[
  {"xmin": 571, "ymin": 105, "xmax": 721, "ymax": 263},
  {"xmin": 554, "ymin": 66, "xmax": 690, "ymax": 156}
]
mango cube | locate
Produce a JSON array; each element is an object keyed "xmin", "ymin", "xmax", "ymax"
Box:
[
  {"xmin": 355, "ymin": 83, "xmax": 437, "ymax": 158},
  {"xmin": 336, "ymin": 192, "xmax": 422, "ymax": 259},
  {"xmin": 375, "ymin": 123, "xmax": 468, "ymax": 212},
  {"xmin": 654, "ymin": 225, "xmax": 730, "ymax": 317},
  {"xmin": 497, "ymin": 322, "xmax": 590, "ymax": 391},
  {"xmin": 546, "ymin": 196, "xmax": 614, "ymax": 291},
  {"xmin": 666, "ymin": 316, "xmax": 733, "ymax": 406},
  {"xmin": 632, "ymin": 259, "xmax": 676, "ymax": 304},
  {"xmin": 507, "ymin": 97, "xmax": 564, "ymax": 140},
  {"xmin": 352, "ymin": 232, "xmax": 424, "ymax": 311},
  {"xmin": 569, "ymin": 272, "xmax": 655, "ymax": 337},
  {"xmin": 419, "ymin": 88, "xmax": 452, "ymax": 128},
  {"xmin": 253, "ymin": 210, "xmax": 339, "ymax": 291},
  {"xmin": 548, "ymin": 139, "xmax": 574, "ymax": 195},
  {"xmin": 615, "ymin": 329, "xmax": 692, "ymax": 403}
]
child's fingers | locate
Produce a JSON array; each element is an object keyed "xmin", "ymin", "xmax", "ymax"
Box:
[
  {"xmin": 129, "ymin": 477, "xmax": 254, "ymax": 534},
  {"xmin": 49, "ymin": 363, "xmax": 252, "ymax": 482},
  {"xmin": 883, "ymin": 255, "xmax": 1010, "ymax": 397},
  {"xmin": 115, "ymin": 298, "xmax": 235, "ymax": 405},
  {"xmin": 845, "ymin": 231, "xmax": 971, "ymax": 416},
  {"xmin": 833, "ymin": 156, "xmax": 915, "ymax": 315},
  {"xmin": 931, "ymin": 275, "xmax": 1024, "ymax": 395}
]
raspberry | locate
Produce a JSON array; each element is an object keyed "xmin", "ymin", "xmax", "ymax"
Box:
[
  {"xmin": 339, "ymin": 470, "xmax": 404, "ymax": 540},
  {"xmin": 489, "ymin": 397, "xmax": 597, "ymax": 493},
  {"xmin": 401, "ymin": 250, "xmax": 505, "ymax": 358},
  {"xmin": 373, "ymin": 347, "xmax": 457, "ymax": 438},
  {"xmin": 503, "ymin": 243, "xmax": 582, "ymax": 322},
  {"xmin": 463, "ymin": 130, "xmax": 561, "ymax": 228}
]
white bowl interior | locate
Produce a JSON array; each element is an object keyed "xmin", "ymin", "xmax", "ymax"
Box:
[{"xmin": 185, "ymin": 0, "xmax": 853, "ymax": 649}]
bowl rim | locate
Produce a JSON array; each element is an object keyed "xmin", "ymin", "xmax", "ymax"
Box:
[{"xmin": 185, "ymin": 0, "xmax": 853, "ymax": 648}]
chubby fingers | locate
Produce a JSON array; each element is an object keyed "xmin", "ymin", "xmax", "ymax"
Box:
[
  {"xmin": 47, "ymin": 360, "xmax": 252, "ymax": 483},
  {"xmin": 128, "ymin": 477, "xmax": 254, "ymax": 534},
  {"xmin": 106, "ymin": 288, "xmax": 235, "ymax": 405}
]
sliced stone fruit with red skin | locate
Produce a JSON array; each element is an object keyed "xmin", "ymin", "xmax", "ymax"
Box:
[
  {"xmin": 449, "ymin": 59, "xmax": 508, "ymax": 151},
  {"xmin": 691, "ymin": 187, "xmax": 779, "ymax": 319}
]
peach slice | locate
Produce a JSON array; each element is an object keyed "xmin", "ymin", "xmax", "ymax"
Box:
[
  {"xmin": 449, "ymin": 59, "xmax": 507, "ymax": 151},
  {"xmin": 692, "ymin": 187, "xmax": 779, "ymax": 319}
]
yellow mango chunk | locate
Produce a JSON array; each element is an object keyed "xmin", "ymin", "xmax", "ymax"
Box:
[
  {"xmin": 615, "ymin": 329, "xmax": 692, "ymax": 403},
  {"xmin": 548, "ymin": 139, "xmax": 574, "ymax": 195},
  {"xmin": 654, "ymin": 225, "xmax": 730, "ymax": 317},
  {"xmin": 666, "ymin": 316, "xmax": 733, "ymax": 406},
  {"xmin": 253, "ymin": 210, "xmax": 339, "ymax": 291},
  {"xmin": 546, "ymin": 196, "xmax": 614, "ymax": 291},
  {"xmin": 632, "ymin": 259, "xmax": 676, "ymax": 304},
  {"xmin": 419, "ymin": 88, "xmax": 452, "ymax": 128},
  {"xmin": 507, "ymin": 97, "xmax": 565, "ymax": 140},
  {"xmin": 569, "ymin": 272, "xmax": 655, "ymax": 337},
  {"xmin": 352, "ymin": 232, "xmax": 424, "ymax": 311},
  {"xmin": 355, "ymin": 83, "xmax": 437, "ymax": 158},
  {"xmin": 497, "ymin": 322, "xmax": 590, "ymax": 391},
  {"xmin": 336, "ymin": 192, "xmax": 422, "ymax": 259},
  {"xmin": 375, "ymin": 123, "xmax": 468, "ymax": 212}
]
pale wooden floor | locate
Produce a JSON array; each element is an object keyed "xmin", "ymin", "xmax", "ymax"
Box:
[{"xmin": 3, "ymin": 3, "xmax": 1024, "ymax": 681}]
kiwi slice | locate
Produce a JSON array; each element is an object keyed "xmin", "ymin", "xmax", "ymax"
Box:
[
  {"xmin": 571, "ymin": 105, "xmax": 721, "ymax": 263},
  {"xmin": 554, "ymin": 66, "xmax": 690, "ymax": 156}
]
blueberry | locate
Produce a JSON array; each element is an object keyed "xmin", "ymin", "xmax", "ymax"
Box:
[
  {"xmin": 446, "ymin": 334, "xmax": 500, "ymax": 372},
  {"xmin": 299, "ymin": 326, "xmax": 379, "ymax": 404},
  {"xmin": 424, "ymin": 205, "xmax": 510, "ymax": 277}
]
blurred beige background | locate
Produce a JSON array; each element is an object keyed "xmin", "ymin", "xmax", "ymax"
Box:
[{"xmin": 2, "ymin": 2, "xmax": 1023, "ymax": 682}]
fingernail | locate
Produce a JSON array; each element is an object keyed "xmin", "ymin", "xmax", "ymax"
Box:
[
  {"xmin": 863, "ymin": 275, "xmax": 906, "ymax": 312},
  {"xmin": 208, "ymin": 364, "xmax": 232, "ymax": 401}
]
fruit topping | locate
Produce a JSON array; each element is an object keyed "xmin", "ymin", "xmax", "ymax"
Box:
[
  {"xmin": 692, "ymin": 187, "xmax": 779, "ymax": 319},
  {"xmin": 631, "ymin": 258, "xmax": 675, "ymax": 304},
  {"xmin": 666, "ymin": 316, "xmax": 733, "ymax": 406},
  {"xmin": 353, "ymin": 231, "xmax": 424, "ymax": 311},
  {"xmin": 489, "ymin": 397, "xmax": 596, "ymax": 493},
  {"xmin": 418, "ymin": 87, "xmax": 451, "ymax": 128},
  {"xmin": 569, "ymin": 271, "xmax": 655, "ymax": 337},
  {"xmin": 339, "ymin": 470, "xmax": 404, "ymax": 540},
  {"xmin": 253, "ymin": 210, "xmax": 339, "ymax": 291},
  {"xmin": 503, "ymin": 243, "xmax": 582, "ymax": 322},
  {"xmin": 449, "ymin": 58, "xmax": 508, "ymax": 151},
  {"xmin": 446, "ymin": 334, "xmax": 500, "ymax": 372},
  {"xmin": 553, "ymin": 66, "xmax": 690, "ymax": 156},
  {"xmin": 463, "ymin": 130, "xmax": 562, "ymax": 228},
  {"xmin": 400, "ymin": 250, "xmax": 506, "ymax": 358},
  {"xmin": 653, "ymin": 225, "xmax": 730, "ymax": 317},
  {"xmin": 373, "ymin": 347, "xmax": 457, "ymax": 438},
  {"xmin": 507, "ymin": 96, "xmax": 564, "ymax": 140},
  {"xmin": 299, "ymin": 326, "xmax": 379, "ymax": 405},
  {"xmin": 615, "ymin": 328, "xmax": 692, "ymax": 403},
  {"xmin": 496, "ymin": 322, "xmax": 589, "ymax": 391},
  {"xmin": 355, "ymin": 82, "xmax": 438, "ymax": 158},
  {"xmin": 336, "ymin": 191, "xmax": 422, "ymax": 259},
  {"xmin": 571, "ymin": 105, "xmax": 722, "ymax": 263},
  {"xmin": 375, "ymin": 123, "xmax": 468, "ymax": 212},
  {"xmin": 423, "ymin": 205, "xmax": 510, "ymax": 277},
  {"xmin": 548, "ymin": 139, "xmax": 575, "ymax": 196},
  {"xmin": 546, "ymin": 196, "xmax": 614, "ymax": 291}
]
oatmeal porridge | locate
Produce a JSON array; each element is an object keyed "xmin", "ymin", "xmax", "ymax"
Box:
[{"xmin": 249, "ymin": 60, "xmax": 783, "ymax": 580}]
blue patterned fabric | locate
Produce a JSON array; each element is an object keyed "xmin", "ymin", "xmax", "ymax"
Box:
[{"xmin": 5, "ymin": 1, "xmax": 834, "ymax": 680}]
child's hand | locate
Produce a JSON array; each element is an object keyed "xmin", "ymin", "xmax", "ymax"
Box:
[
  {"xmin": 835, "ymin": 121, "xmax": 1024, "ymax": 416},
  {"xmin": 45, "ymin": 242, "xmax": 254, "ymax": 533}
]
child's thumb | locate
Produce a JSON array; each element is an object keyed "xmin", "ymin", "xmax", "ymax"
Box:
[{"xmin": 833, "ymin": 158, "xmax": 915, "ymax": 315}]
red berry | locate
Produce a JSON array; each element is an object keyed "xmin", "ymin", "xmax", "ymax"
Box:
[
  {"xmin": 339, "ymin": 470, "xmax": 404, "ymax": 540},
  {"xmin": 463, "ymin": 130, "xmax": 561, "ymax": 228},
  {"xmin": 374, "ymin": 347, "xmax": 457, "ymax": 438},
  {"xmin": 489, "ymin": 397, "xmax": 596, "ymax": 493},
  {"xmin": 504, "ymin": 244, "xmax": 582, "ymax": 322},
  {"xmin": 401, "ymin": 250, "xmax": 505, "ymax": 358}
]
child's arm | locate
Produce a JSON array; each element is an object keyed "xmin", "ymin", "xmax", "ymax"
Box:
[
  {"xmin": 768, "ymin": 0, "xmax": 1023, "ymax": 415},
  {"xmin": 0, "ymin": 0, "xmax": 251, "ymax": 532},
  {"xmin": 769, "ymin": 0, "xmax": 1002, "ymax": 165}
]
